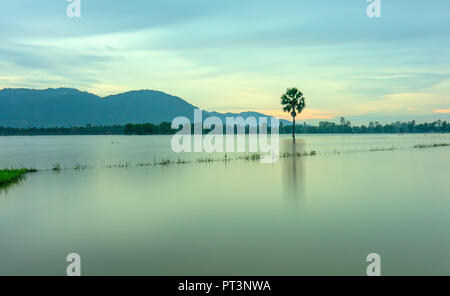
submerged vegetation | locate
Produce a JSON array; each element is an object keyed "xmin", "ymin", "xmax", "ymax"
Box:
[
  {"xmin": 51, "ymin": 163, "xmax": 61, "ymax": 171},
  {"xmin": 369, "ymin": 146, "xmax": 397, "ymax": 152},
  {"xmin": 280, "ymin": 151, "xmax": 317, "ymax": 158},
  {"xmin": 104, "ymin": 162, "xmax": 131, "ymax": 169},
  {"xmin": 73, "ymin": 164, "xmax": 89, "ymax": 170},
  {"xmin": 413, "ymin": 143, "xmax": 450, "ymax": 149},
  {"xmin": 0, "ymin": 168, "xmax": 36, "ymax": 188},
  {"xmin": 3, "ymin": 141, "xmax": 449, "ymax": 173},
  {"xmin": 98, "ymin": 141, "xmax": 447, "ymax": 168},
  {"xmin": 0, "ymin": 141, "xmax": 448, "ymax": 192}
]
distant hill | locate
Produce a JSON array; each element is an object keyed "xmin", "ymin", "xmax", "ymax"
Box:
[{"xmin": 0, "ymin": 88, "xmax": 290, "ymax": 128}]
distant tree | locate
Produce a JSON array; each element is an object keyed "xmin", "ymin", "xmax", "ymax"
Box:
[
  {"xmin": 281, "ymin": 88, "xmax": 306, "ymax": 142},
  {"xmin": 339, "ymin": 117, "xmax": 352, "ymax": 133}
]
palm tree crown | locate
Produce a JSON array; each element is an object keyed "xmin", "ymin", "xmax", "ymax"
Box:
[{"xmin": 281, "ymin": 88, "xmax": 305, "ymax": 116}]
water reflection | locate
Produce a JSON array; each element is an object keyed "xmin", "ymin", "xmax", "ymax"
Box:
[
  {"xmin": 0, "ymin": 178, "xmax": 25, "ymax": 196},
  {"xmin": 281, "ymin": 138, "xmax": 306, "ymax": 203},
  {"xmin": 1, "ymin": 135, "xmax": 449, "ymax": 275}
]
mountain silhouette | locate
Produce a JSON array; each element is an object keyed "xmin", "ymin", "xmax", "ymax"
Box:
[{"xmin": 0, "ymin": 88, "xmax": 289, "ymax": 128}]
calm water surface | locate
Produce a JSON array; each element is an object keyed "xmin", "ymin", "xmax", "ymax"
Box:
[{"xmin": 0, "ymin": 134, "xmax": 449, "ymax": 275}]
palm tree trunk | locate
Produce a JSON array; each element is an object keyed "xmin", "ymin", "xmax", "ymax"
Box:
[{"xmin": 292, "ymin": 116, "xmax": 296, "ymax": 143}]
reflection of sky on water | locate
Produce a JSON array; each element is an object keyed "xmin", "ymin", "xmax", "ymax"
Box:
[{"xmin": 0, "ymin": 134, "xmax": 449, "ymax": 275}]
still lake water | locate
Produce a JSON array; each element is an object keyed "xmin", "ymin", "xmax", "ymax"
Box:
[{"xmin": 0, "ymin": 134, "xmax": 449, "ymax": 275}]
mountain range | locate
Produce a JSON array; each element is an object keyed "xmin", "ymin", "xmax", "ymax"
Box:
[{"xmin": 0, "ymin": 88, "xmax": 290, "ymax": 128}]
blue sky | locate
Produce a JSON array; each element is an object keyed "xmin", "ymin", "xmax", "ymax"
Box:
[{"xmin": 1, "ymin": 0, "xmax": 449, "ymax": 123}]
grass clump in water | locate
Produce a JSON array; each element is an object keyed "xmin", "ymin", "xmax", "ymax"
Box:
[
  {"xmin": 73, "ymin": 164, "xmax": 88, "ymax": 170},
  {"xmin": 0, "ymin": 168, "xmax": 36, "ymax": 187},
  {"xmin": 136, "ymin": 162, "xmax": 153, "ymax": 167},
  {"xmin": 118, "ymin": 162, "xmax": 130, "ymax": 168},
  {"xmin": 280, "ymin": 151, "xmax": 317, "ymax": 158},
  {"xmin": 197, "ymin": 155, "xmax": 215, "ymax": 163},
  {"xmin": 369, "ymin": 146, "xmax": 396, "ymax": 152},
  {"xmin": 413, "ymin": 143, "xmax": 450, "ymax": 149},
  {"xmin": 238, "ymin": 153, "xmax": 262, "ymax": 161},
  {"xmin": 158, "ymin": 159, "xmax": 171, "ymax": 166},
  {"xmin": 104, "ymin": 162, "xmax": 130, "ymax": 169}
]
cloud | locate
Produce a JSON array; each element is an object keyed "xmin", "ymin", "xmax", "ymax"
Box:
[{"xmin": 434, "ymin": 109, "xmax": 450, "ymax": 114}]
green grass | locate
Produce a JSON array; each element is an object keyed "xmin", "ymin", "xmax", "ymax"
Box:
[{"xmin": 0, "ymin": 169, "xmax": 36, "ymax": 187}]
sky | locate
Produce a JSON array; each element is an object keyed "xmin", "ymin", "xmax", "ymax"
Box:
[{"xmin": 0, "ymin": 0, "xmax": 449, "ymax": 123}]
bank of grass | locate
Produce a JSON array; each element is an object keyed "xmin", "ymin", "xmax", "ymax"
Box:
[{"xmin": 0, "ymin": 168, "xmax": 37, "ymax": 187}]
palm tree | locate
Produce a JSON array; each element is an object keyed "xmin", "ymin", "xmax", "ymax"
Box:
[{"xmin": 281, "ymin": 88, "xmax": 306, "ymax": 143}]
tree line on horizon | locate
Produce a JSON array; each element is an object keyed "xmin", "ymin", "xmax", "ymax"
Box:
[
  {"xmin": 0, "ymin": 118, "xmax": 449, "ymax": 136},
  {"xmin": 281, "ymin": 118, "xmax": 450, "ymax": 134}
]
